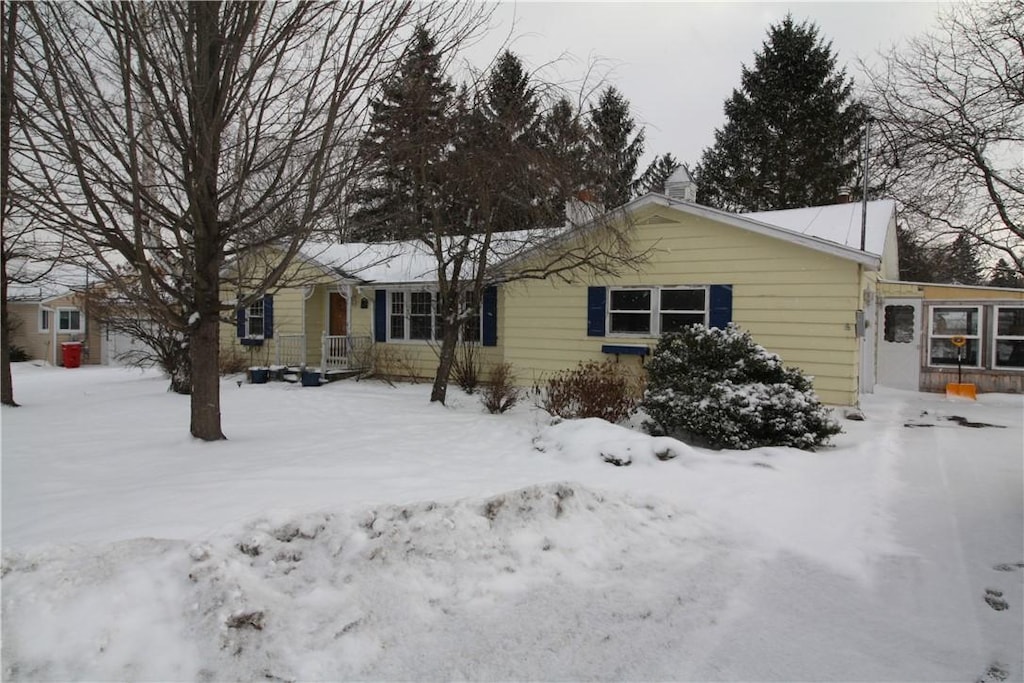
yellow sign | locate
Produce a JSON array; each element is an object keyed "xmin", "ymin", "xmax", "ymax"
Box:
[{"xmin": 950, "ymin": 335, "xmax": 967, "ymax": 348}]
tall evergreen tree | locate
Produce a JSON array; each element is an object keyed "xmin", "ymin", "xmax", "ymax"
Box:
[
  {"xmin": 349, "ymin": 27, "xmax": 455, "ymax": 241},
  {"xmin": 695, "ymin": 15, "xmax": 864, "ymax": 211},
  {"xmin": 537, "ymin": 97, "xmax": 590, "ymax": 223},
  {"xmin": 989, "ymin": 259, "xmax": 1024, "ymax": 289},
  {"xmin": 945, "ymin": 234, "xmax": 983, "ymax": 285},
  {"xmin": 633, "ymin": 153, "xmax": 681, "ymax": 197},
  {"xmin": 587, "ymin": 86, "xmax": 645, "ymax": 208},
  {"xmin": 471, "ymin": 50, "xmax": 546, "ymax": 232}
]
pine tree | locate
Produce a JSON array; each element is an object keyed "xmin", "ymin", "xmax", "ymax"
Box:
[
  {"xmin": 897, "ymin": 226, "xmax": 940, "ymax": 282},
  {"xmin": 537, "ymin": 97, "xmax": 590, "ymax": 223},
  {"xmin": 633, "ymin": 153, "xmax": 681, "ymax": 197},
  {"xmin": 946, "ymin": 234, "xmax": 982, "ymax": 285},
  {"xmin": 349, "ymin": 27, "xmax": 455, "ymax": 241},
  {"xmin": 470, "ymin": 51, "xmax": 547, "ymax": 232},
  {"xmin": 989, "ymin": 259, "xmax": 1024, "ymax": 288},
  {"xmin": 587, "ymin": 86, "xmax": 645, "ymax": 208},
  {"xmin": 694, "ymin": 15, "xmax": 864, "ymax": 211}
]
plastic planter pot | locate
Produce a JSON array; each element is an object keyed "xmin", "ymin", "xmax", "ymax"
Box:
[
  {"xmin": 300, "ymin": 370, "xmax": 321, "ymax": 387},
  {"xmin": 250, "ymin": 368, "xmax": 269, "ymax": 384}
]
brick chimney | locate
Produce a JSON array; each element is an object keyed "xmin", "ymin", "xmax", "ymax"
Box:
[{"xmin": 836, "ymin": 187, "xmax": 852, "ymax": 204}]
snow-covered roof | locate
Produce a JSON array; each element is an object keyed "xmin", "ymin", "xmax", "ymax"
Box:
[
  {"xmin": 299, "ymin": 240, "xmax": 438, "ymax": 284},
  {"xmin": 5, "ymin": 261, "xmax": 92, "ymax": 302},
  {"xmin": 743, "ymin": 200, "xmax": 895, "ymax": 258},
  {"xmin": 300, "ymin": 229, "xmax": 563, "ymax": 285},
  {"xmin": 665, "ymin": 166, "xmax": 694, "ymax": 184}
]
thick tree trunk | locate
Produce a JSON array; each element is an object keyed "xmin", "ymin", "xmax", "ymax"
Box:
[
  {"xmin": 429, "ymin": 311, "xmax": 461, "ymax": 405},
  {"xmin": 1, "ymin": 3, "xmax": 18, "ymax": 407},
  {"xmin": 1, "ymin": 294, "xmax": 16, "ymax": 407},
  {"xmin": 189, "ymin": 313, "xmax": 223, "ymax": 439}
]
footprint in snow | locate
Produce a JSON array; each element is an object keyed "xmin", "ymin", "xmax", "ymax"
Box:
[
  {"xmin": 984, "ymin": 588, "xmax": 1009, "ymax": 611},
  {"xmin": 992, "ymin": 562, "xmax": 1024, "ymax": 572}
]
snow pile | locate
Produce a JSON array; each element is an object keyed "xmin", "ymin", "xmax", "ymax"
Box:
[
  {"xmin": 533, "ymin": 417, "xmax": 699, "ymax": 466},
  {"xmin": 3, "ymin": 484, "xmax": 743, "ymax": 681},
  {"xmin": 2, "ymin": 366, "xmax": 1021, "ymax": 681}
]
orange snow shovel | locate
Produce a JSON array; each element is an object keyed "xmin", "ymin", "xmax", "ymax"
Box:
[{"xmin": 945, "ymin": 335, "xmax": 977, "ymax": 400}]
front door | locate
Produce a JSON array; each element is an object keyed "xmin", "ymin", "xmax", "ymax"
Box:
[
  {"xmin": 877, "ymin": 298, "xmax": 922, "ymax": 391},
  {"xmin": 329, "ymin": 292, "xmax": 348, "ymax": 336}
]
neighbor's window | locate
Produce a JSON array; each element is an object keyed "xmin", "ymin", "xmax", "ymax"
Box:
[
  {"xmin": 608, "ymin": 286, "xmax": 707, "ymax": 336},
  {"xmin": 929, "ymin": 306, "xmax": 981, "ymax": 367},
  {"xmin": 39, "ymin": 308, "xmax": 50, "ymax": 332},
  {"xmin": 246, "ymin": 298, "xmax": 264, "ymax": 338},
  {"xmin": 994, "ymin": 306, "xmax": 1024, "ymax": 370},
  {"xmin": 57, "ymin": 308, "xmax": 83, "ymax": 333}
]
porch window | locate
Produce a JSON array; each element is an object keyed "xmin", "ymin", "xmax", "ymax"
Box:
[
  {"xmin": 39, "ymin": 308, "xmax": 50, "ymax": 332},
  {"xmin": 883, "ymin": 305, "xmax": 915, "ymax": 343},
  {"xmin": 993, "ymin": 306, "xmax": 1024, "ymax": 369},
  {"xmin": 58, "ymin": 308, "xmax": 83, "ymax": 333},
  {"xmin": 929, "ymin": 306, "xmax": 981, "ymax": 367}
]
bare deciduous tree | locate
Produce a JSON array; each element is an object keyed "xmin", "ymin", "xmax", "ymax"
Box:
[
  {"xmin": 9, "ymin": 1, "xmax": 487, "ymax": 438},
  {"xmin": 863, "ymin": 1, "xmax": 1023, "ymax": 275}
]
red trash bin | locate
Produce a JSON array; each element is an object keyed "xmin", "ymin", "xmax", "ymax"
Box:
[{"xmin": 61, "ymin": 341, "xmax": 83, "ymax": 368}]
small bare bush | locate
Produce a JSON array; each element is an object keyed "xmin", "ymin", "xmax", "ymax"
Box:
[
  {"xmin": 542, "ymin": 359, "xmax": 639, "ymax": 423},
  {"xmin": 481, "ymin": 363, "xmax": 521, "ymax": 414},
  {"xmin": 451, "ymin": 342, "xmax": 481, "ymax": 394},
  {"xmin": 219, "ymin": 352, "xmax": 249, "ymax": 375}
]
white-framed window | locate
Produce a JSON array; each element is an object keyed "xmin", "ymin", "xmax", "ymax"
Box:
[
  {"xmin": 608, "ymin": 286, "xmax": 707, "ymax": 336},
  {"xmin": 388, "ymin": 290, "xmax": 481, "ymax": 343},
  {"xmin": 57, "ymin": 308, "xmax": 83, "ymax": 333},
  {"xmin": 39, "ymin": 308, "xmax": 51, "ymax": 332},
  {"xmin": 928, "ymin": 305, "xmax": 981, "ymax": 367},
  {"xmin": 993, "ymin": 306, "xmax": 1024, "ymax": 370},
  {"xmin": 245, "ymin": 298, "xmax": 265, "ymax": 338}
]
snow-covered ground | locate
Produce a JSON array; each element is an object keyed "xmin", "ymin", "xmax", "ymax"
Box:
[{"xmin": 2, "ymin": 363, "xmax": 1022, "ymax": 682}]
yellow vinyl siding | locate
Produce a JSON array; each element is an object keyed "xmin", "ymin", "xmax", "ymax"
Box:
[
  {"xmin": 219, "ymin": 249, "xmax": 335, "ymax": 367},
  {"xmin": 503, "ymin": 205, "xmax": 863, "ymax": 405},
  {"xmin": 347, "ymin": 287, "xmax": 505, "ymax": 382}
]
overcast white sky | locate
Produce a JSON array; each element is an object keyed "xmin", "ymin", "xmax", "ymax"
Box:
[{"xmin": 464, "ymin": 2, "xmax": 948, "ymax": 169}]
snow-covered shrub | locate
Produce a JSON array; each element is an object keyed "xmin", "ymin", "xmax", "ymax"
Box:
[
  {"xmin": 542, "ymin": 360, "xmax": 639, "ymax": 424},
  {"xmin": 642, "ymin": 325, "xmax": 841, "ymax": 450}
]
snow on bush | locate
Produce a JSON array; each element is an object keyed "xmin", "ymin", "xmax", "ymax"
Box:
[{"xmin": 641, "ymin": 325, "xmax": 841, "ymax": 450}]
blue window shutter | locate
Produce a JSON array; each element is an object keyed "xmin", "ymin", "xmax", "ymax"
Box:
[
  {"xmin": 236, "ymin": 305, "xmax": 246, "ymax": 338},
  {"xmin": 482, "ymin": 286, "xmax": 498, "ymax": 347},
  {"xmin": 263, "ymin": 294, "xmax": 274, "ymax": 338},
  {"xmin": 374, "ymin": 289, "xmax": 387, "ymax": 342},
  {"xmin": 587, "ymin": 286, "xmax": 606, "ymax": 337},
  {"xmin": 709, "ymin": 284, "xmax": 733, "ymax": 329}
]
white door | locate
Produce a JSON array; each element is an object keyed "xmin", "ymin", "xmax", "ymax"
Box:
[{"xmin": 876, "ymin": 298, "xmax": 922, "ymax": 391}]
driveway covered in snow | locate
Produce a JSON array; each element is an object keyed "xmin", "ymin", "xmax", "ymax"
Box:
[{"xmin": 2, "ymin": 365, "xmax": 1022, "ymax": 681}]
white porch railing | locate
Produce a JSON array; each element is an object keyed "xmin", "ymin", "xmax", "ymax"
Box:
[
  {"xmin": 275, "ymin": 333, "xmax": 306, "ymax": 367},
  {"xmin": 321, "ymin": 334, "xmax": 373, "ymax": 372}
]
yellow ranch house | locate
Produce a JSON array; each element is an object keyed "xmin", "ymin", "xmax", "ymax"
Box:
[{"xmin": 220, "ymin": 170, "xmax": 1023, "ymax": 403}]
